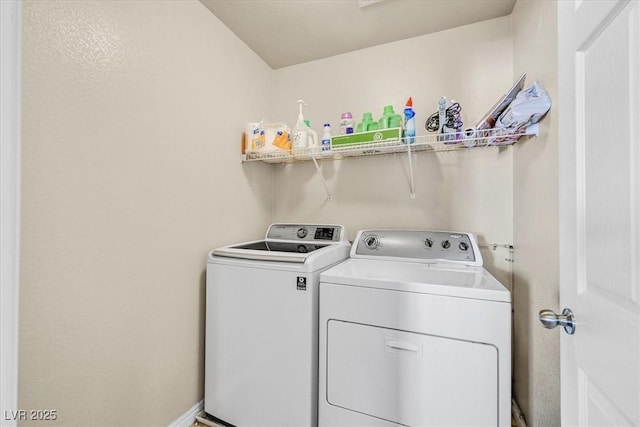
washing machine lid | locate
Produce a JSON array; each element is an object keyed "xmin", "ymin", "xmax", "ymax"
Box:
[
  {"xmin": 210, "ymin": 223, "xmax": 349, "ymax": 265},
  {"xmin": 320, "ymin": 258, "xmax": 510, "ymax": 302},
  {"xmin": 213, "ymin": 240, "xmax": 331, "ymax": 263}
]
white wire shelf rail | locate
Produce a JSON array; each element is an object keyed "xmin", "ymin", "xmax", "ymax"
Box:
[
  {"xmin": 241, "ymin": 124, "xmax": 539, "ymax": 200},
  {"xmin": 241, "ymin": 125, "xmax": 538, "ymax": 164}
]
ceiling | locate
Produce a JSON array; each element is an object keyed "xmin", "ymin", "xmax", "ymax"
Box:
[{"xmin": 199, "ymin": 0, "xmax": 517, "ymax": 69}]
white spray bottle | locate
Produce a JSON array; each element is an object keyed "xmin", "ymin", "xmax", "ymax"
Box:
[{"xmin": 292, "ymin": 100, "xmax": 318, "ymax": 153}]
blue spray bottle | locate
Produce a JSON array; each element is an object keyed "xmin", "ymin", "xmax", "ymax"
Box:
[{"xmin": 403, "ymin": 97, "xmax": 416, "ymax": 144}]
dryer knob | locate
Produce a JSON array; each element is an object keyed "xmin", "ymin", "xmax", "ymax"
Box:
[
  {"xmin": 364, "ymin": 235, "xmax": 380, "ymax": 249},
  {"xmin": 459, "ymin": 242, "xmax": 469, "ymax": 251},
  {"xmin": 297, "ymin": 227, "xmax": 308, "ymax": 239},
  {"xmin": 441, "ymin": 240, "xmax": 451, "ymax": 249},
  {"xmin": 424, "ymin": 238, "xmax": 434, "ymax": 248}
]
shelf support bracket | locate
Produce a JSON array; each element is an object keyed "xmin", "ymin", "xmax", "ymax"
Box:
[
  {"xmin": 406, "ymin": 143, "xmax": 416, "ymax": 199},
  {"xmin": 311, "ymin": 155, "xmax": 333, "ymax": 201}
]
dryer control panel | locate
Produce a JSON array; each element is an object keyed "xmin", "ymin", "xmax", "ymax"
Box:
[{"xmin": 353, "ymin": 230, "xmax": 482, "ymax": 266}]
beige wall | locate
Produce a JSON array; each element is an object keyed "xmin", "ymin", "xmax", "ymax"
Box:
[
  {"xmin": 512, "ymin": 1, "xmax": 560, "ymax": 425},
  {"xmin": 19, "ymin": 1, "xmax": 273, "ymax": 425},
  {"xmin": 270, "ymin": 16, "xmax": 515, "ymax": 285}
]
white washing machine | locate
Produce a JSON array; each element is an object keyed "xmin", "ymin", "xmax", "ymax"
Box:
[
  {"xmin": 205, "ymin": 223, "xmax": 350, "ymax": 427},
  {"xmin": 319, "ymin": 229, "xmax": 511, "ymax": 427}
]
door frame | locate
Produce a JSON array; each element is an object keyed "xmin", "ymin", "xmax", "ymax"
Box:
[{"xmin": 1, "ymin": 0, "xmax": 21, "ymax": 424}]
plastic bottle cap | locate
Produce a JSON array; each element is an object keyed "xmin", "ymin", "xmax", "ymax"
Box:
[
  {"xmin": 383, "ymin": 105, "xmax": 394, "ymax": 114},
  {"xmin": 406, "ymin": 97, "xmax": 413, "ymax": 107},
  {"xmin": 324, "ymin": 123, "xmax": 330, "ymax": 127},
  {"xmin": 341, "ymin": 112, "xmax": 352, "ymax": 119},
  {"xmin": 304, "ymin": 120, "xmax": 310, "ymax": 127}
]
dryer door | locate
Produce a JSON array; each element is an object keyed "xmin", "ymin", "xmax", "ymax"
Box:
[{"xmin": 326, "ymin": 320, "xmax": 498, "ymax": 426}]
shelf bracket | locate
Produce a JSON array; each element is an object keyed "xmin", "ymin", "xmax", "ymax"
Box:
[
  {"xmin": 406, "ymin": 143, "xmax": 416, "ymax": 199},
  {"xmin": 311, "ymin": 155, "xmax": 333, "ymax": 201}
]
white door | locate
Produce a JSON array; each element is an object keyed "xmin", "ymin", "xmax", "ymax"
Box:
[{"xmin": 557, "ymin": 0, "xmax": 640, "ymax": 425}]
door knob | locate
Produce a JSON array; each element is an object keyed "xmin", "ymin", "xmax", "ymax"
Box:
[{"xmin": 538, "ymin": 308, "xmax": 576, "ymax": 335}]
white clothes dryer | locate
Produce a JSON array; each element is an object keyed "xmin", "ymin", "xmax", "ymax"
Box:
[
  {"xmin": 205, "ymin": 224, "xmax": 350, "ymax": 427},
  {"xmin": 319, "ymin": 230, "xmax": 511, "ymax": 427}
]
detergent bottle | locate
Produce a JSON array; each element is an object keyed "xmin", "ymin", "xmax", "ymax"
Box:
[
  {"xmin": 339, "ymin": 112, "xmax": 354, "ymax": 135},
  {"xmin": 292, "ymin": 100, "xmax": 318, "ymax": 154},
  {"xmin": 304, "ymin": 120, "xmax": 319, "ymax": 153},
  {"xmin": 356, "ymin": 112, "xmax": 378, "ymax": 132},
  {"xmin": 403, "ymin": 97, "xmax": 416, "ymax": 144},
  {"xmin": 378, "ymin": 105, "xmax": 402, "ymax": 129},
  {"xmin": 321, "ymin": 123, "xmax": 331, "ymax": 151}
]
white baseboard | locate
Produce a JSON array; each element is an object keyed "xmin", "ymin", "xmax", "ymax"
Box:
[{"xmin": 168, "ymin": 400, "xmax": 203, "ymax": 427}]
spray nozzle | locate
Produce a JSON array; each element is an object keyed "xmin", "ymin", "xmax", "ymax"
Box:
[{"xmin": 296, "ymin": 99, "xmax": 308, "ymax": 118}]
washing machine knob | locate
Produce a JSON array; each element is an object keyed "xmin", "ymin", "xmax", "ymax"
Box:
[
  {"xmin": 424, "ymin": 238, "xmax": 434, "ymax": 248},
  {"xmin": 364, "ymin": 235, "xmax": 380, "ymax": 249},
  {"xmin": 297, "ymin": 227, "xmax": 308, "ymax": 239},
  {"xmin": 441, "ymin": 240, "xmax": 451, "ymax": 249},
  {"xmin": 458, "ymin": 241, "xmax": 469, "ymax": 251}
]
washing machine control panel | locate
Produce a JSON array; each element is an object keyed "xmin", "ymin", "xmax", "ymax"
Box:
[
  {"xmin": 354, "ymin": 230, "xmax": 481, "ymax": 266},
  {"xmin": 266, "ymin": 224, "xmax": 345, "ymax": 242}
]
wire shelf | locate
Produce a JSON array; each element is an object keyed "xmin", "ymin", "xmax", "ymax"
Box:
[{"xmin": 241, "ymin": 126, "xmax": 537, "ymax": 164}]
